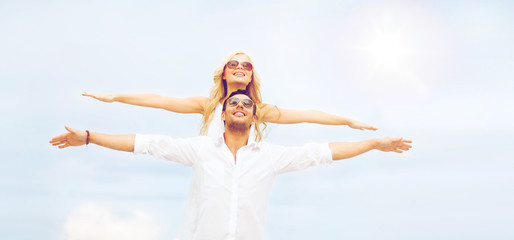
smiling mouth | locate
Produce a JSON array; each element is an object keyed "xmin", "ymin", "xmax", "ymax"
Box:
[
  {"xmin": 233, "ymin": 72, "xmax": 245, "ymax": 77},
  {"xmin": 233, "ymin": 111, "xmax": 246, "ymax": 116}
]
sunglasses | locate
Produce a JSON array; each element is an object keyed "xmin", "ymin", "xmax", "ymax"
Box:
[
  {"xmin": 226, "ymin": 60, "xmax": 253, "ymax": 71},
  {"xmin": 227, "ymin": 97, "xmax": 254, "ymax": 109}
]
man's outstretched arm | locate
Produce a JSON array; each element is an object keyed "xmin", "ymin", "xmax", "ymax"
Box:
[
  {"xmin": 50, "ymin": 126, "xmax": 135, "ymax": 152},
  {"xmin": 329, "ymin": 137, "xmax": 412, "ymax": 160}
]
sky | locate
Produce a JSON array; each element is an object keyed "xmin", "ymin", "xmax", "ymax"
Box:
[{"xmin": 1, "ymin": 0, "xmax": 513, "ymax": 239}]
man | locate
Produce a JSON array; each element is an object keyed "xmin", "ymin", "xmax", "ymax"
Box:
[{"xmin": 50, "ymin": 90, "xmax": 412, "ymax": 240}]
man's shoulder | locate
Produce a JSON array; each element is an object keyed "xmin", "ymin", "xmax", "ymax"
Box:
[
  {"xmin": 253, "ymin": 140, "xmax": 290, "ymax": 151},
  {"xmin": 136, "ymin": 134, "xmax": 210, "ymax": 143},
  {"xmin": 256, "ymin": 140, "xmax": 330, "ymax": 151}
]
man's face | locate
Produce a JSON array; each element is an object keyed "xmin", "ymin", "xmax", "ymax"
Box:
[{"xmin": 221, "ymin": 94, "xmax": 256, "ymax": 131}]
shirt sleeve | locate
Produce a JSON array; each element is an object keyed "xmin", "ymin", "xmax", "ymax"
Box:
[
  {"xmin": 133, "ymin": 134, "xmax": 202, "ymax": 167},
  {"xmin": 269, "ymin": 142, "xmax": 333, "ymax": 174}
]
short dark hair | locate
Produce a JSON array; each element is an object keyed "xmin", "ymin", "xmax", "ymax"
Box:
[{"xmin": 222, "ymin": 89, "xmax": 257, "ymax": 115}]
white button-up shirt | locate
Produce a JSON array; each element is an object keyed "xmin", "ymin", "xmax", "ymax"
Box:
[{"xmin": 134, "ymin": 133, "xmax": 332, "ymax": 240}]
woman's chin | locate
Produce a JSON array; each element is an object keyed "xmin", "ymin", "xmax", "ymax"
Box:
[{"xmin": 226, "ymin": 78, "xmax": 251, "ymax": 87}]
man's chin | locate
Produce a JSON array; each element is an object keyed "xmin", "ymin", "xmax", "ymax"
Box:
[{"xmin": 226, "ymin": 121, "xmax": 252, "ymax": 132}]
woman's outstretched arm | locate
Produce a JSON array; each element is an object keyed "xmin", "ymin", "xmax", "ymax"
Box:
[
  {"xmin": 260, "ymin": 105, "xmax": 378, "ymax": 131},
  {"xmin": 82, "ymin": 92, "xmax": 208, "ymax": 114}
]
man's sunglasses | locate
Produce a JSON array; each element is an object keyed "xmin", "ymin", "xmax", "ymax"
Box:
[
  {"xmin": 226, "ymin": 60, "xmax": 253, "ymax": 71},
  {"xmin": 227, "ymin": 97, "xmax": 254, "ymax": 109}
]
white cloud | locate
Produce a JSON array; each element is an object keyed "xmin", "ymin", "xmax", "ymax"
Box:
[{"xmin": 62, "ymin": 202, "xmax": 162, "ymax": 240}]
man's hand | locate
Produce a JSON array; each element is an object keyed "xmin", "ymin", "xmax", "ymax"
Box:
[
  {"xmin": 82, "ymin": 92, "xmax": 115, "ymax": 103},
  {"xmin": 375, "ymin": 137, "xmax": 412, "ymax": 153},
  {"xmin": 50, "ymin": 126, "xmax": 87, "ymax": 148},
  {"xmin": 348, "ymin": 120, "xmax": 378, "ymax": 131}
]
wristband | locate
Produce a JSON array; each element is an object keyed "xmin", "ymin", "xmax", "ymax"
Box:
[{"xmin": 86, "ymin": 130, "xmax": 90, "ymax": 145}]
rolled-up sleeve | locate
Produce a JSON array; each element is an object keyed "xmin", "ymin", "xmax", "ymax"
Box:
[
  {"xmin": 269, "ymin": 142, "xmax": 333, "ymax": 174},
  {"xmin": 134, "ymin": 134, "xmax": 202, "ymax": 167}
]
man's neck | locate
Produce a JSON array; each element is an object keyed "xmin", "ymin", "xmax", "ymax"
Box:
[{"xmin": 223, "ymin": 129, "xmax": 250, "ymax": 162}]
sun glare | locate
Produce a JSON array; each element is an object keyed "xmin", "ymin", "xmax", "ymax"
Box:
[
  {"xmin": 348, "ymin": 19, "xmax": 429, "ymax": 97},
  {"xmin": 367, "ymin": 32, "xmax": 409, "ymax": 69},
  {"xmin": 363, "ymin": 30, "xmax": 416, "ymax": 74}
]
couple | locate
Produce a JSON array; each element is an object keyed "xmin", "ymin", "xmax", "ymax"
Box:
[{"xmin": 50, "ymin": 52, "xmax": 412, "ymax": 240}]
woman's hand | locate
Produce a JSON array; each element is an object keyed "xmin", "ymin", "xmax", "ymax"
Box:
[
  {"xmin": 348, "ymin": 120, "xmax": 378, "ymax": 131},
  {"xmin": 82, "ymin": 92, "xmax": 115, "ymax": 103}
]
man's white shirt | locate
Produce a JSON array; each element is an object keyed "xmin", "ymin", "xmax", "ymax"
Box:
[{"xmin": 134, "ymin": 133, "xmax": 332, "ymax": 240}]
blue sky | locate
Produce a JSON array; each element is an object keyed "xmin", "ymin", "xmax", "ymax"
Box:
[{"xmin": 1, "ymin": 0, "xmax": 513, "ymax": 239}]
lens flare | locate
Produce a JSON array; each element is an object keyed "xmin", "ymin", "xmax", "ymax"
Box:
[{"xmin": 362, "ymin": 30, "xmax": 416, "ymax": 73}]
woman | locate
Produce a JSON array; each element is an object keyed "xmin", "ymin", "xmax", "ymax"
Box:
[{"xmin": 83, "ymin": 51, "xmax": 377, "ymax": 141}]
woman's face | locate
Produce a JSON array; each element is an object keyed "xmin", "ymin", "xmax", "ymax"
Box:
[{"xmin": 223, "ymin": 54, "xmax": 253, "ymax": 88}]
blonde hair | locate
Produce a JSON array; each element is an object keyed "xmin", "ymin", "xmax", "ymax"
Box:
[{"xmin": 200, "ymin": 51, "xmax": 266, "ymax": 141}]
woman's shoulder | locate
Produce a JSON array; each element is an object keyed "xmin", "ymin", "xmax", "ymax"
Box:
[
  {"xmin": 190, "ymin": 96, "xmax": 210, "ymax": 105},
  {"xmin": 185, "ymin": 96, "xmax": 210, "ymax": 112},
  {"xmin": 258, "ymin": 103, "xmax": 278, "ymax": 116}
]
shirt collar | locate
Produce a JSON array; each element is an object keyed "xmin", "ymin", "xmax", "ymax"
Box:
[{"xmin": 213, "ymin": 129, "xmax": 260, "ymax": 150}]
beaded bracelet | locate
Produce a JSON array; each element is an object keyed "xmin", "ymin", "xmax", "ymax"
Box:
[{"xmin": 86, "ymin": 130, "xmax": 90, "ymax": 145}]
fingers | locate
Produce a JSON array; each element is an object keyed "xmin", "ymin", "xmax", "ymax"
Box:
[
  {"xmin": 393, "ymin": 142, "xmax": 412, "ymax": 153},
  {"xmin": 82, "ymin": 92, "xmax": 101, "ymax": 100},
  {"xmin": 65, "ymin": 125, "xmax": 78, "ymax": 134},
  {"xmin": 400, "ymin": 139, "xmax": 413, "ymax": 150},
  {"xmin": 378, "ymin": 137, "xmax": 412, "ymax": 153},
  {"xmin": 50, "ymin": 135, "xmax": 68, "ymax": 146},
  {"xmin": 50, "ymin": 137, "xmax": 69, "ymax": 148},
  {"xmin": 58, "ymin": 143, "xmax": 70, "ymax": 148},
  {"xmin": 391, "ymin": 146, "xmax": 409, "ymax": 153},
  {"xmin": 50, "ymin": 137, "xmax": 67, "ymax": 145},
  {"xmin": 53, "ymin": 141, "xmax": 68, "ymax": 148},
  {"xmin": 50, "ymin": 139, "xmax": 63, "ymax": 146},
  {"xmin": 366, "ymin": 126, "xmax": 378, "ymax": 131},
  {"xmin": 355, "ymin": 123, "xmax": 378, "ymax": 131},
  {"xmin": 50, "ymin": 133, "xmax": 68, "ymax": 143},
  {"xmin": 392, "ymin": 138, "xmax": 412, "ymax": 143},
  {"xmin": 400, "ymin": 144, "xmax": 412, "ymax": 149},
  {"xmin": 50, "ymin": 130, "xmax": 72, "ymax": 148}
]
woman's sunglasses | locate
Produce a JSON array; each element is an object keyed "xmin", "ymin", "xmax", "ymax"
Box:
[
  {"xmin": 227, "ymin": 97, "xmax": 254, "ymax": 109},
  {"xmin": 226, "ymin": 60, "xmax": 253, "ymax": 71}
]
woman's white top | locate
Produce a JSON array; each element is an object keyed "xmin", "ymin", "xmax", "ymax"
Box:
[{"xmin": 207, "ymin": 103, "xmax": 256, "ymax": 140}]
